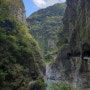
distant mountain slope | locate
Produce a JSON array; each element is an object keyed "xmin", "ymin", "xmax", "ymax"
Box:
[{"xmin": 27, "ymin": 3, "xmax": 66, "ymax": 60}]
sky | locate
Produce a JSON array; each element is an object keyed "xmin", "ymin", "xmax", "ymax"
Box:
[{"xmin": 23, "ymin": 0, "xmax": 66, "ymax": 18}]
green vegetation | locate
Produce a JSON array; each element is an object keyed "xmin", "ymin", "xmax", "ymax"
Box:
[
  {"xmin": 0, "ymin": 0, "xmax": 45, "ymax": 90},
  {"xmin": 27, "ymin": 3, "xmax": 66, "ymax": 61},
  {"xmin": 80, "ymin": 27, "xmax": 86, "ymax": 37},
  {"xmin": 44, "ymin": 54, "xmax": 54, "ymax": 62},
  {"xmin": 37, "ymin": 80, "xmax": 47, "ymax": 87},
  {"xmin": 50, "ymin": 81, "xmax": 79, "ymax": 90}
]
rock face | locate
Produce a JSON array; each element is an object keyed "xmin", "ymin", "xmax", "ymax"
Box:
[
  {"xmin": 0, "ymin": 0, "xmax": 45, "ymax": 90},
  {"xmin": 49, "ymin": 0, "xmax": 90, "ymax": 88},
  {"xmin": 6, "ymin": 0, "xmax": 26, "ymax": 24},
  {"xmin": 47, "ymin": 44, "xmax": 71, "ymax": 80},
  {"xmin": 27, "ymin": 3, "xmax": 66, "ymax": 59}
]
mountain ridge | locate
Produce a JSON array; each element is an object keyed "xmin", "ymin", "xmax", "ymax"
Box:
[{"xmin": 27, "ymin": 3, "xmax": 66, "ymax": 61}]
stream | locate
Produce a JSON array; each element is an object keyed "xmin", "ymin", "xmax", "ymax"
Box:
[
  {"xmin": 45, "ymin": 63, "xmax": 59, "ymax": 90},
  {"xmin": 44, "ymin": 63, "xmax": 90, "ymax": 90}
]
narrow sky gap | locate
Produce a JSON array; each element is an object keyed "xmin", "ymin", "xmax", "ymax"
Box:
[{"xmin": 23, "ymin": 0, "xmax": 66, "ymax": 17}]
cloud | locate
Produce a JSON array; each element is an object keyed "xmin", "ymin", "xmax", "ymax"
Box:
[
  {"xmin": 33, "ymin": 0, "xmax": 46, "ymax": 8},
  {"xmin": 33, "ymin": 0, "xmax": 66, "ymax": 8}
]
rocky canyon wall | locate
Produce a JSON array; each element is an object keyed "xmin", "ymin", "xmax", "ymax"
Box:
[{"xmin": 48, "ymin": 0, "xmax": 90, "ymax": 88}]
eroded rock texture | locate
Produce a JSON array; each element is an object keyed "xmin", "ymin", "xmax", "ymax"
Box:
[{"xmin": 49, "ymin": 0, "xmax": 90, "ymax": 88}]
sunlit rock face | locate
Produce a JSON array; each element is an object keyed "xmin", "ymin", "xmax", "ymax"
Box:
[
  {"xmin": 6, "ymin": 0, "xmax": 26, "ymax": 24},
  {"xmin": 49, "ymin": 0, "xmax": 90, "ymax": 88}
]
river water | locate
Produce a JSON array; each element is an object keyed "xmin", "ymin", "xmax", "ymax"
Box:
[
  {"xmin": 45, "ymin": 63, "xmax": 90, "ymax": 90},
  {"xmin": 45, "ymin": 63, "xmax": 59, "ymax": 90},
  {"xmin": 45, "ymin": 76, "xmax": 59, "ymax": 90}
]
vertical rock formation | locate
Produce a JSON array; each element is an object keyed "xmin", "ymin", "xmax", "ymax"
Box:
[{"xmin": 49, "ymin": 0, "xmax": 90, "ymax": 88}]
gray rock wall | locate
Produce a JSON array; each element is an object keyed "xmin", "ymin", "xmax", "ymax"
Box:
[{"xmin": 49, "ymin": 0, "xmax": 90, "ymax": 88}]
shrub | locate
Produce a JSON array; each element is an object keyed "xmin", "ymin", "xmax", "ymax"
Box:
[{"xmin": 50, "ymin": 81, "xmax": 79, "ymax": 90}]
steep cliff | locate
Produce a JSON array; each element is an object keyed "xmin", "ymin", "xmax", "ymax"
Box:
[
  {"xmin": 49, "ymin": 0, "xmax": 90, "ymax": 88},
  {"xmin": 0, "ymin": 0, "xmax": 45, "ymax": 90},
  {"xmin": 27, "ymin": 3, "xmax": 66, "ymax": 61}
]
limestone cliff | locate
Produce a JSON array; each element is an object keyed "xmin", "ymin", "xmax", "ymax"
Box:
[
  {"xmin": 48, "ymin": 0, "xmax": 90, "ymax": 88},
  {"xmin": 0, "ymin": 0, "xmax": 45, "ymax": 90}
]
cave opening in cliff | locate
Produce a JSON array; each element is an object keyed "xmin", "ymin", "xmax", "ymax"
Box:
[
  {"xmin": 82, "ymin": 51, "xmax": 90, "ymax": 58},
  {"xmin": 67, "ymin": 52, "xmax": 81, "ymax": 57},
  {"xmin": 82, "ymin": 43, "xmax": 90, "ymax": 57}
]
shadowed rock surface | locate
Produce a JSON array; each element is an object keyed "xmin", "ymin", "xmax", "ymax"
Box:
[{"xmin": 48, "ymin": 0, "xmax": 90, "ymax": 88}]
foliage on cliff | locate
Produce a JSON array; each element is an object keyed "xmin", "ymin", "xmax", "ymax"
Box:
[
  {"xmin": 50, "ymin": 81, "xmax": 78, "ymax": 90},
  {"xmin": 27, "ymin": 3, "xmax": 66, "ymax": 60},
  {"xmin": 0, "ymin": 0, "xmax": 45, "ymax": 90}
]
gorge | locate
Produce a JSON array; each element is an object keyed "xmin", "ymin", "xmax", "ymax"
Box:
[
  {"xmin": 28, "ymin": 0, "xmax": 90, "ymax": 89},
  {"xmin": 0, "ymin": 0, "xmax": 90, "ymax": 90}
]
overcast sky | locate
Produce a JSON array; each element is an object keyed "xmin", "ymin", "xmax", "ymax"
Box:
[{"xmin": 23, "ymin": 0, "xmax": 66, "ymax": 17}]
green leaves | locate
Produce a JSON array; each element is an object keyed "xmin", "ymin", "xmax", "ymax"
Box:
[
  {"xmin": 50, "ymin": 81, "xmax": 78, "ymax": 90},
  {"xmin": 37, "ymin": 80, "xmax": 47, "ymax": 87},
  {"xmin": 0, "ymin": 0, "xmax": 44, "ymax": 89}
]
